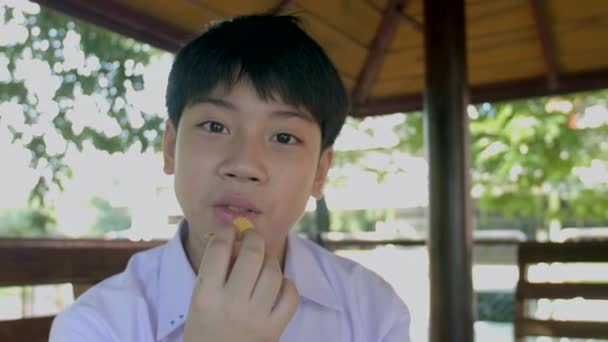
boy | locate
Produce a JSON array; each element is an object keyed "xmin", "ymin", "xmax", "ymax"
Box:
[{"xmin": 50, "ymin": 14, "xmax": 411, "ymax": 341}]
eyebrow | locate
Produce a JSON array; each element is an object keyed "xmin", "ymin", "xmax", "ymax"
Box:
[{"xmin": 190, "ymin": 96, "xmax": 315, "ymax": 123}]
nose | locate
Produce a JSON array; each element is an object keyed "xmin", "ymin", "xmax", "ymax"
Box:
[{"xmin": 217, "ymin": 138, "xmax": 268, "ymax": 184}]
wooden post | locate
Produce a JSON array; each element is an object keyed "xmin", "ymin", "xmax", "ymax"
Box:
[
  {"xmin": 73, "ymin": 283, "xmax": 94, "ymax": 299},
  {"xmin": 423, "ymin": 0, "xmax": 474, "ymax": 341},
  {"xmin": 314, "ymin": 197, "xmax": 330, "ymax": 246}
]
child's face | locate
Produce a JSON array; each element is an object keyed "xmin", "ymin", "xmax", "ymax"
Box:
[{"xmin": 163, "ymin": 80, "xmax": 332, "ymax": 258}]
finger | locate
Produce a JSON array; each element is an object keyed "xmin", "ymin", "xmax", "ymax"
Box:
[
  {"xmin": 270, "ymin": 278, "xmax": 300, "ymax": 328},
  {"xmin": 250, "ymin": 254, "xmax": 283, "ymax": 314},
  {"xmin": 225, "ymin": 229, "xmax": 265, "ymax": 298},
  {"xmin": 196, "ymin": 227, "xmax": 236, "ymax": 290}
]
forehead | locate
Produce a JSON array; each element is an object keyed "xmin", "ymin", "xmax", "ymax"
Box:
[{"xmin": 188, "ymin": 80, "xmax": 316, "ymax": 122}]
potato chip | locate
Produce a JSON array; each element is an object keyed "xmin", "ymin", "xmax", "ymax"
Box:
[{"xmin": 232, "ymin": 217, "xmax": 254, "ymax": 240}]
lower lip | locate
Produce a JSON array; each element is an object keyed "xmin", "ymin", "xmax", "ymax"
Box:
[{"xmin": 214, "ymin": 206, "xmax": 257, "ymax": 225}]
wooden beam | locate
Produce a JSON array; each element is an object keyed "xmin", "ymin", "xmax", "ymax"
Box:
[
  {"xmin": 320, "ymin": 236, "xmax": 520, "ymax": 250},
  {"xmin": 423, "ymin": 0, "xmax": 473, "ymax": 341},
  {"xmin": 0, "ymin": 238, "xmax": 163, "ymax": 286},
  {"xmin": 398, "ymin": 11, "xmax": 423, "ymax": 33},
  {"xmin": 517, "ymin": 282, "xmax": 608, "ymax": 300},
  {"xmin": 519, "ymin": 241, "xmax": 608, "ymax": 264},
  {"xmin": 366, "ymin": 0, "xmax": 422, "ymax": 33},
  {"xmin": 272, "ymin": 0, "xmax": 297, "ymax": 15},
  {"xmin": 528, "ymin": 0, "xmax": 559, "ymax": 89},
  {"xmin": 0, "ymin": 316, "xmax": 54, "ymax": 342},
  {"xmin": 352, "ymin": 0, "xmax": 406, "ymax": 105},
  {"xmin": 353, "ymin": 92, "xmax": 422, "ymax": 116},
  {"xmin": 353, "ymin": 68, "xmax": 608, "ymax": 116},
  {"xmin": 33, "ymin": 0, "xmax": 194, "ymax": 52},
  {"xmin": 516, "ymin": 319, "xmax": 608, "ymax": 339}
]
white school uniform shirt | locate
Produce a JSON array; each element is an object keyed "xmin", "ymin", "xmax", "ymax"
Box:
[{"xmin": 50, "ymin": 221, "xmax": 411, "ymax": 341}]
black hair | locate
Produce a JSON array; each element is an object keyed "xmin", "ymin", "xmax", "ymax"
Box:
[{"xmin": 165, "ymin": 14, "xmax": 350, "ymax": 150}]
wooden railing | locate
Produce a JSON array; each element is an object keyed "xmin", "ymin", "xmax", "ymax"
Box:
[
  {"xmin": 0, "ymin": 238, "xmax": 164, "ymax": 342},
  {"xmin": 2, "ymin": 235, "xmax": 607, "ymax": 341},
  {"xmin": 515, "ymin": 241, "xmax": 608, "ymax": 341}
]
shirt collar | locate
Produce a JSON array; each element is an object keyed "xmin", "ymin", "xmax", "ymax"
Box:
[
  {"xmin": 157, "ymin": 221, "xmax": 343, "ymax": 340},
  {"xmin": 284, "ymin": 232, "xmax": 343, "ymax": 312}
]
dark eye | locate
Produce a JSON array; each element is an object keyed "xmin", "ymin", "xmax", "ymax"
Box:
[
  {"xmin": 273, "ymin": 133, "xmax": 299, "ymax": 145},
  {"xmin": 200, "ymin": 121, "xmax": 229, "ymax": 134}
]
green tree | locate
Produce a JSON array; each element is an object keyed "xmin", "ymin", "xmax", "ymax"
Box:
[
  {"xmin": 89, "ymin": 196, "xmax": 131, "ymax": 236},
  {"xmin": 471, "ymin": 93, "xmax": 608, "ymax": 236},
  {"xmin": 329, "ymin": 92, "xmax": 608, "ymax": 236},
  {"xmin": 331, "ymin": 113, "xmax": 424, "ymax": 182},
  {"xmin": 1, "ymin": 2, "xmax": 166, "ymax": 208},
  {"xmin": 0, "ymin": 208, "xmax": 56, "ymax": 237}
]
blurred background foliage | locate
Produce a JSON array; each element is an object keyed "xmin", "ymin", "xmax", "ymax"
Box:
[
  {"xmin": 313, "ymin": 92, "xmax": 608, "ymax": 238},
  {"xmin": 1, "ymin": 2, "xmax": 608, "ymax": 239},
  {"xmin": 1, "ymin": 3, "xmax": 164, "ymax": 207}
]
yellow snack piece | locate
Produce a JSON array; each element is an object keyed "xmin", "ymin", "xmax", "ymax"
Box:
[{"xmin": 232, "ymin": 217, "xmax": 254, "ymax": 240}]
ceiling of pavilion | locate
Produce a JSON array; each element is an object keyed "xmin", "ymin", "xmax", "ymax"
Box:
[{"xmin": 35, "ymin": 0, "xmax": 608, "ymax": 116}]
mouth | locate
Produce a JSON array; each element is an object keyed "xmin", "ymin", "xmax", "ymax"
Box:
[
  {"xmin": 213, "ymin": 196, "xmax": 261, "ymax": 224},
  {"xmin": 223, "ymin": 205, "xmax": 258, "ymax": 214}
]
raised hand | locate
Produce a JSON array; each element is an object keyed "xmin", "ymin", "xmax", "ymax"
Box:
[{"xmin": 183, "ymin": 226, "xmax": 299, "ymax": 342}]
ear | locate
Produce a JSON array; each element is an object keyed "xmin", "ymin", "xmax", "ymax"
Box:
[
  {"xmin": 311, "ymin": 147, "xmax": 333, "ymax": 200},
  {"xmin": 162, "ymin": 119, "xmax": 177, "ymax": 175}
]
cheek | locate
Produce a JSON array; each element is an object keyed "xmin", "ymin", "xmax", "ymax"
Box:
[
  {"xmin": 271, "ymin": 163, "xmax": 317, "ymax": 219},
  {"xmin": 173, "ymin": 136, "xmax": 217, "ymax": 210},
  {"xmin": 273, "ymin": 153, "xmax": 317, "ymax": 186},
  {"xmin": 175, "ymin": 133, "xmax": 218, "ymax": 175}
]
